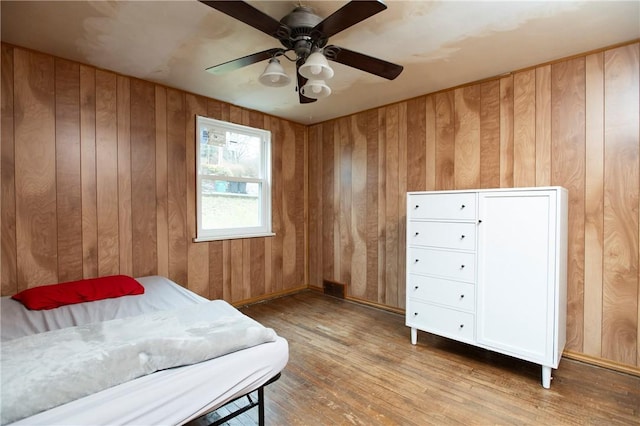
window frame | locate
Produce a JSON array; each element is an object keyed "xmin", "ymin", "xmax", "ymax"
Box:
[{"xmin": 194, "ymin": 115, "xmax": 273, "ymax": 242}]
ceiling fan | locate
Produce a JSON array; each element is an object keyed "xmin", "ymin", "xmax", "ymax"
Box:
[{"xmin": 199, "ymin": 0, "xmax": 404, "ymax": 104}]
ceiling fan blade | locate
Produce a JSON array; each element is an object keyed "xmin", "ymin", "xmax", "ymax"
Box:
[
  {"xmin": 325, "ymin": 45, "xmax": 403, "ymax": 80},
  {"xmin": 296, "ymin": 59, "xmax": 317, "ymax": 104},
  {"xmin": 206, "ymin": 48, "xmax": 282, "ymax": 75},
  {"xmin": 199, "ymin": 1, "xmax": 283, "ymax": 38},
  {"xmin": 312, "ymin": 0, "xmax": 386, "ymax": 40}
]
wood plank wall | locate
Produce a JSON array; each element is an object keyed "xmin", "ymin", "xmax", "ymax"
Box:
[
  {"xmin": 2, "ymin": 41, "xmax": 639, "ymax": 372},
  {"xmin": 308, "ymin": 42, "xmax": 640, "ymax": 370},
  {"xmin": 0, "ymin": 44, "xmax": 306, "ymax": 304}
]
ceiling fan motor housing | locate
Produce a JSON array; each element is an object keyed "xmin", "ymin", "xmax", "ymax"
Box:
[{"xmin": 278, "ymin": 6, "xmax": 325, "ymax": 58}]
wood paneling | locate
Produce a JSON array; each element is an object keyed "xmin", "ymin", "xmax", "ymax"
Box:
[
  {"xmin": 155, "ymin": 86, "xmax": 169, "ymax": 278},
  {"xmin": 95, "ymin": 70, "xmax": 119, "ymax": 276},
  {"xmin": 130, "ymin": 79, "xmax": 157, "ymax": 278},
  {"xmin": 454, "ymin": 86, "xmax": 480, "ymax": 189},
  {"xmin": 435, "ymin": 92, "xmax": 455, "ymax": 190},
  {"xmin": 54, "ymin": 59, "xmax": 82, "ymax": 282},
  {"xmin": 116, "ymin": 76, "xmax": 133, "ymax": 276},
  {"xmin": 351, "ymin": 113, "xmax": 367, "ymax": 298},
  {"xmin": 308, "ymin": 124, "xmax": 322, "ymax": 292},
  {"xmin": 406, "ymin": 97, "xmax": 426, "ymax": 192},
  {"xmin": 425, "ymin": 95, "xmax": 436, "ymax": 190},
  {"xmin": 186, "ymin": 94, "xmax": 209, "ymax": 298},
  {"xmin": 307, "ymin": 42, "xmax": 640, "ymax": 371},
  {"xmin": 365, "ymin": 110, "xmax": 379, "ymax": 301},
  {"xmin": 14, "ymin": 49, "xmax": 57, "ymax": 289},
  {"xmin": 80, "ymin": 65, "xmax": 98, "ymax": 278},
  {"xmin": 480, "ymin": 81, "xmax": 500, "ymax": 189},
  {"xmin": 384, "ymin": 105, "xmax": 399, "ymax": 306},
  {"xmin": 166, "ymin": 88, "xmax": 187, "ymax": 285},
  {"xmin": 1, "ymin": 44, "xmax": 17, "ymax": 295},
  {"xmin": 1, "ymin": 44, "xmax": 305, "ymax": 309},
  {"xmin": 551, "ymin": 57, "xmax": 586, "ymax": 353},
  {"xmin": 535, "ymin": 65, "xmax": 552, "ymax": 186},
  {"xmin": 513, "ymin": 70, "xmax": 536, "ymax": 187},
  {"xmin": 499, "ymin": 75, "xmax": 514, "ymax": 188},
  {"xmin": 584, "ymin": 52, "xmax": 605, "ymax": 357},
  {"xmin": 602, "ymin": 44, "xmax": 639, "ymax": 366},
  {"xmin": 3, "ymin": 41, "xmax": 640, "ymax": 372},
  {"xmin": 338, "ymin": 117, "xmax": 353, "ymax": 291}
]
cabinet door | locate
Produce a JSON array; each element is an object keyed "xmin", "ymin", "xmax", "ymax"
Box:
[{"xmin": 476, "ymin": 190, "xmax": 557, "ymax": 365}]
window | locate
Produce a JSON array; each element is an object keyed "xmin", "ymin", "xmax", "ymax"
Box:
[{"xmin": 195, "ymin": 116, "xmax": 273, "ymax": 241}]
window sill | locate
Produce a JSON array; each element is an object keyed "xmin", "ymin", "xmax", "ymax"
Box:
[{"xmin": 193, "ymin": 232, "xmax": 276, "ymax": 243}]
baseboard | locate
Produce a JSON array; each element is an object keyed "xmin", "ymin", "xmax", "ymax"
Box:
[
  {"xmin": 563, "ymin": 350, "xmax": 640, "ymax": 377},
  {"xmin": 309, "ymin": 284, "xmax": 405, "ymax": 315},
  {"xmin": 232, "ymin": 285, "xmax": 308, "ymax": 308}
]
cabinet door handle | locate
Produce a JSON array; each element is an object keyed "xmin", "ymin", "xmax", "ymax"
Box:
[
  {"xmin": 460, "ymin": 294, "xmax": 465, "ymax": 299},
  {"xmin": 460, "ymin": 264, "xmax": 465, "ymax": 269},
  {"xmin": 414, "ymin": 232, "xmax": 419, "ymax": 237},
  {"xmin": 460, "ymin": 204, "xmax": 466, "ymax": 209},
  {"xmin": 414, "ymin": 286, "xmax": 419, "ymax": 290},
  {"xmin": 414, "ymin": 259, "xmax": 420, "ymax": 263},
  {"xmin": 415, "ymin": 205, "xmax": 420, "ymax": 209},
  {"xmin": 478, "ymin": 219, "xmax": 482, "ymax": 224},
  {"xmin": 414, "ymin": 312, "xmax": 419, "ymax": 316},
  {"xmin": 459, "ymin": 324, "xmax": 464, "ymax": 329}
]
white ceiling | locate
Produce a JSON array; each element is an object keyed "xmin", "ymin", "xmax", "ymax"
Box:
[{"xmin": 2, "ymin": 1, "xmax": 639, "ymax": 125}]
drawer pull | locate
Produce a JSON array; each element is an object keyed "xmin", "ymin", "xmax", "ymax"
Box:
[
  {"xmin": 459, "ymin": 324, "xmax": 464, "ymax": 329},
  {"xmin": 414, "ymin": 232, "xmax": 419, "ymax": 237},
  {"xmin": 460, "ymin": 264, "xmax": 465, "ymax": 269},
  {"xmin": 414, "ymin": 205, "xmax": 420, "ymax": 209},
  {"xmin": 460, "ymin": 234, "xmax": 465, "ymax": 240},
  {"xmin": 414, "ymin": 259, "xmax": 420, "ymax": 263},
  {"xmin": 414, "ymin": 286, "xmax": 419, "ymax": 290},
  {"xmin": 460, "ymin": 294, "xmax": 465, "ymax": 299},
  {"xmin": 414, "ymin": 312, "xmax": 419, "ymax": 316},
  {"xmin": 460, "ymin": 204, "xmax": 466, "ymax": 209}
]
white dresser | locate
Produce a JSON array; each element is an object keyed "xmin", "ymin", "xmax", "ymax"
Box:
[{"xmin": 405, "ymin": 187, "xmax": 567, "ymax": 388}]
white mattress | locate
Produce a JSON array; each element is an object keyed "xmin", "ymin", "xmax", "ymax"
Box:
[{"xmin": 1, "ymin": 276, "xmax": 288, "ymax": 425}]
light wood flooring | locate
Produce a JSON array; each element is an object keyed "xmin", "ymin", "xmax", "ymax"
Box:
[{"xmin": 200, "ymin": 291, "xmax": 640, "ymax": 425}]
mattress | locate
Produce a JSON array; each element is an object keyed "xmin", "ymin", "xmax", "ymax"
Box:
[{"xmin": 0, "ymin": 276, "xmax": 288, "ymax": 425}]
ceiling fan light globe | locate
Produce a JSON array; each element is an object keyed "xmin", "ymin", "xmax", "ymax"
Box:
[
  {"xmin": 299, "ymin": 52, "xmax": 334, "ymax": 80},
  {"xmin": 259, "ymin": 58, "xmax": 291, "ymax": 87},
  {"xmin": 301, "ymin": 80, "xmax": 331, "ymax": 99}
]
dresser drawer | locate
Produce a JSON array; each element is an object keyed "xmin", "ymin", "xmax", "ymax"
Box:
[
  {"xmin": 407, "ymin": 300, "xmax": 475, "ymax": 342},
  {"xmin": 408, "ymin": 221, "xmax": 476, "ymax": 250},
  {"xmin": 408, "ymin": 193, "xmax": 476, "ymax": 220},
  {"xmin": 408, "ymin": 275, "xmax": 475, "ymax": 311},
  {"xmin": 408, "ymin": 247, "xmax": 475, "ymax": 282}
]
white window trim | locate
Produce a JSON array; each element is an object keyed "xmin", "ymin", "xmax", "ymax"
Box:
[{"xmin": 194, "ymin": 115, "xmax": 273, "ymax": 242}]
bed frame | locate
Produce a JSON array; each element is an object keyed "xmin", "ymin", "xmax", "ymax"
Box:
[
  {"xmin": 202, "ymin": 373, "xmax": 281, "ymax": 426},
  {"xmin": 1, "ymin": 276, "xmax": 288, "ymax": 426}
]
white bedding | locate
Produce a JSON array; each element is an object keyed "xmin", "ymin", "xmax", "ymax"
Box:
[{"xmin": 0, "ymin": 276, "xmax": 288, "ymax": 426}]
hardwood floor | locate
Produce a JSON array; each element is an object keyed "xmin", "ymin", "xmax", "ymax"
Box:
[{"xmin": 205, "ymin": 291, "xmax": 640, "ymax": 425}]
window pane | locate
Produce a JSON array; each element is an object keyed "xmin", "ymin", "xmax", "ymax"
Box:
[
  {"xmin": 196, "ymin": 115, "xmax": 271, "ymax": 241},
  {"xmin": 201, "ymin": 184, "xmax": 261, "ymax": 230},
  {"xmin": 199, "ymin": 127, "xmax": 261, "ymax": 179}
]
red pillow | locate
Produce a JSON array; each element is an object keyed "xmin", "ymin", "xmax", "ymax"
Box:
[{"xmin": 12, "ymin": 275, "xmax": 144, "ymax": 310}]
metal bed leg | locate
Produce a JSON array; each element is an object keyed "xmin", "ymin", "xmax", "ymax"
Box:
[{"xmin": 258, "ymin": 386, "xmax": 265, "ymax": 426}]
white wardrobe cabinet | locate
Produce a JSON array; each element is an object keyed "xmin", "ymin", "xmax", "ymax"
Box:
[{"xmin": 406, "ymin": 187, "xmax": 568, "ymax": 388}]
